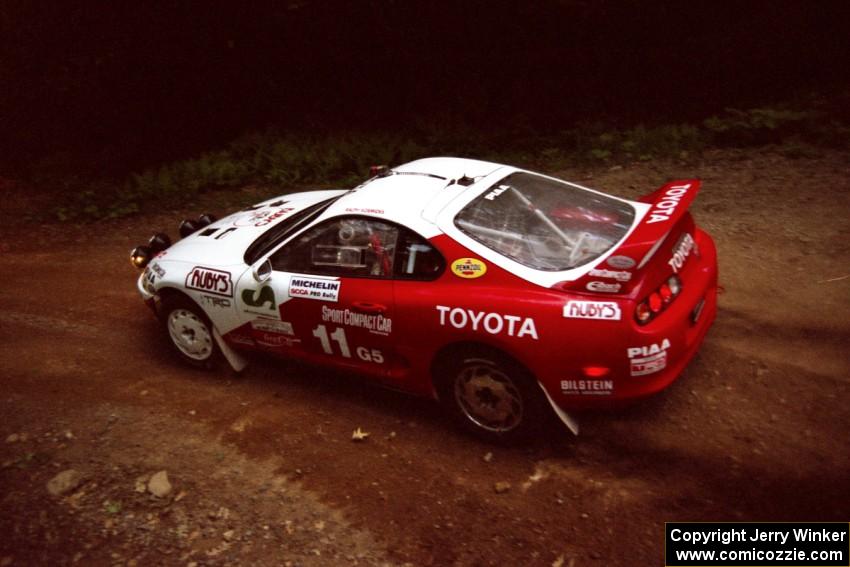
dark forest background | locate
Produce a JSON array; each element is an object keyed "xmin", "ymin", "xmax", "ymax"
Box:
[{"xmin": 1, "ymin": 1, "xmax": 848, "ymax": 217}]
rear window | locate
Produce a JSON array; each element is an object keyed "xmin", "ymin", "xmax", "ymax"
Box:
[{"xmin": 454, "ymin": 172, "xmax": 635, "ymax": 271}]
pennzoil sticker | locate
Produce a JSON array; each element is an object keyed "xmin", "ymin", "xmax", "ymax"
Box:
[{"xmin": 450, "ymin": 258, "xmax": 487, "ymax": 279}]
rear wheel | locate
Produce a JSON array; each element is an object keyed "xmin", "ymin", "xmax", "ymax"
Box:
[
  {"xmin": 161, "ymin": 296, "xmax": 221, "ymax": 369},
  {"xmin": 435, "ymin": 349, "xmax": 547, "ymax": 444}
]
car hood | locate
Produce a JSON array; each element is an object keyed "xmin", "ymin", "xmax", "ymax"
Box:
[{"xmin": 156, "ymin": 190, "xmax": 346, "ymax": 268}]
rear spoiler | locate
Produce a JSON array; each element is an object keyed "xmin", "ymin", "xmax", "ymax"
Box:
[
  {"xmin": 619, "ymin": 179, "xmax": 701, "ymax": 270},
  {"xmin": 554, "ymin": 179, "xmax": 700, "ymax": 294}
]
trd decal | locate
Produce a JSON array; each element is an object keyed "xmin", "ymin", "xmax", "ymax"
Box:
[
  {"xmin": 563, "ymin": 300, "xmax": 621, "ymax": 321},
  {"xmin": 645, "ymin": 184, "xmax": 691, "ymax": 224},
  {"xmin": 435, "ymin": 305, "xmax": 538, "ymax": 340},
  {"xmin": 321, "ymin": 306, "xmax": 392, "ymax": 335},
  {"xmin": 561, "ymin": 379, "xmax": 614, "ymax": 396},
  {"xmin": 200, "ymin": 295, "xmax": 232, "ymax": 308},
  {"xmin": 289, "ymin": 277, "xmax": 340, "ymax": 302},
  {"xmin": 450, "ymin": 258, "xmax": 487, "ymax": 279},
  {"xmin": 242, "ymin": 286, "xmax": 276, "ymax": 310},
  {"xmin": 186, "ymin": 267, "xmax": 233, "ymax": 297}
]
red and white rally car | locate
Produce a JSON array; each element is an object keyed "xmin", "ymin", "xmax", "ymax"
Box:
[{"xmin": 132, "ymin": 158, "xmax": 717, "ymax": 442}]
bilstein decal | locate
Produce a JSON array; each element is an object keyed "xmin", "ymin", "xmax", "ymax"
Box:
[{"xmin": 450, "ymin": 258, "xmax": 487, "ymax": 279}]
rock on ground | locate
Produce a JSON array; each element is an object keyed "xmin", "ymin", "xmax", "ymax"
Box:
[{"xmin": 47, "ymin": 469, "xmax": 84, "ymax": 496}]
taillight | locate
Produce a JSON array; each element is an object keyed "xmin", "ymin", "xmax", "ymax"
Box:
[{"xmin": 635, "ymin": 275, "xmax": 682, "ymax": 325}]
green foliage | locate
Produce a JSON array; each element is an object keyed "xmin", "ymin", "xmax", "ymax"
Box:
[{"xmin": 45, "ymin": 101, "xmax": 848, "ymax": 222}]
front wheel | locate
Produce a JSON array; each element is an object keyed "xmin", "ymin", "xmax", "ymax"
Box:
[
  {"xmin": 436, "ymin": 351, "xmax": 547, "ymax": 444},
  {"xmin": 161, "ymin": 296, "xmax": 221, "ymax": 369}
]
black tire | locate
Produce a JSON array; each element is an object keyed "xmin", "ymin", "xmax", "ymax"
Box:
[
  {"xmin": 160, "ymin": 295, "xmax": 222, "ymax": 370},
  {"xmin": 434, "ymin": 348, "xmax": 548, "ymax": 444}
]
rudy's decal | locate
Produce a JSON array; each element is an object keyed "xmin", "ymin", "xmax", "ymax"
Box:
[
  {"xmin": 586, "ymin": 281, "xmax": 621, "ymax": 293},
  {"xmin": 646, "ymin": 184, "xmax": 691, "ymax": 224},
  {"xmin": 450, "ymin": 258, "xmax": 487, "ymax": 279},
  {"xmin": 251, "ymin": 319, "xmax": 294, "ymax": 335},
  {"xmin": 242, "ymin": 286, "xmax": 276, "ymax": 311},
  {"xmin": 668, "ymin": 233, "xmax": 697, "ymax": 274},
  {"xmin": 186, "ymin": 267, "xmax": 233, "ymax": 297},
  {"xmin": 200, "ymin": 295, "xmax": 232, "ymax": 308},
  {"xmin": 588, "ymin": 268, "xmax": 632, "ymax": 282},
  {"xmin": 435, "ymin": 306, "xmax": 538, "ymax": 340},
  {"xmin": 289, "ymin": 277, "xmax": 340, "ymax": 302},
  {"xmin": 561, "ymin": 379, "xmax": 613, "ymax": 396},
  {"xmin": 627, "ymin": 338, "xmax": 671, "ymax": 377},
  {"xmin": 563, "ymin": 300, "xmax": 621, "ymax": 321},
  {"xmin": 322, "ymin": 306, "xmax": 392, "ymax": 335}
]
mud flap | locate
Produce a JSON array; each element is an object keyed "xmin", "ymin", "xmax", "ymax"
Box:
[
  {"xmin": 538, "ymin": 382, "xmax": 579, "ymax": 436},
  {"xmin": 213, "ymin": 327, "xmax": 249, "ymax": 373}
]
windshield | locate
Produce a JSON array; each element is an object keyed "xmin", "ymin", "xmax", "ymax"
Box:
[
  {"xmin": 454, "ymin": 173, "xmax": 635, "ymax": 271},
  {"xmin": 244, "ymin": 196, "xmax": 341, "ymax": 264}
]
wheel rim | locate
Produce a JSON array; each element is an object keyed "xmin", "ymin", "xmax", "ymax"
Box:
[
  {"xmin": 167, "ymin": 309, "xmax": 213, "ymax": 361},
  {"xmin": 453, "ymin": 362, "xmax": 523, "ymax": 433}
]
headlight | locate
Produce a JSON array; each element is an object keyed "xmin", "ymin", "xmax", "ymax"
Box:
[
  {"xmin": 148, "ymin": 232, "xmax": 172, "ymax": 253},
  {"xmin": 179, "ymin": 219, "xmax": 199, "ymax": 238},
  {"xmin": 130, "ymin": 245, "xmax": 152, "ymax": 270}
]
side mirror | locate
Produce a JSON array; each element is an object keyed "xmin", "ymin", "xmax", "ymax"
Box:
[{"xmin": 252, "ymin": 259, "xmax": 272, "ymax": 283}]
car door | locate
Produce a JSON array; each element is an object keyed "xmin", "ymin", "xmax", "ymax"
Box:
[{"xmin": 241, "ymin": 215, "xmax": 398, "ymax": 377}]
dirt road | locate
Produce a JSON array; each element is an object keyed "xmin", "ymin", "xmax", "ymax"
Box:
[{"xmin": 1, "ymin": 148, "xmax": 848, "ymax": 566}]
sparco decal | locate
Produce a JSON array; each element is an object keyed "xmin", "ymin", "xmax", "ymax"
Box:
[
  {"xmin": 586, "ymin": 281, "xmax": 621, "ymax": 293},
  {"xmin": 254, "ymin": 208, "xmax": 294, "ymax": 227},
  {"xmin": 563, "ymin": 300, "xmax": 621, "ymax": 321},
  {"xmin": 646, "ymin": 184, "xmax": 691, "ymax": 224},
  {"xmin": 242, "ymin": 286, "xmax": 276, "ymax": 311},
  {"xmin": 289, "ymin": 277, "xmax": 340, "ymax": 302},
  {"xmin": 322, "ymin": 306, "xmax": 392, "ymax": 335},
  {"xmin": 627, "ymin": 338, "xmax": 671, "ymax": 377},
  {"xmin": 450, "ymin": 258, "xmax": 487, "ymax": 279},
  {"xmin": 185, "ymin": 267, "xmax": 233, "ymax": 297},
  {"xmin": 561, "ymin": 379, "xmax": 613, "ymax": 396},
  {"xmin": 606, "ymin": 255, "xmax": 636, "ymax": 269},
  {"xmin": 588, "ymin": 268, "xmax": 632, "ymax": 282},
  {"xmin": 668, "ymin": 233, "xmax": 697, "ymax": 274},
  {"xmin": 435, "ymin": 305, "xmax": 538, "ymax": 340}
]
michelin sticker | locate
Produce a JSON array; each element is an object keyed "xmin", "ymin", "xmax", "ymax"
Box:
[
  {"xmin": 628, "ymin": 338, "xmax": 671, "ymax": 376},
  {"xmin": 563, "ymin": 300, "xmax": 621, "ymax": 321},
  {"xmin": 289, "ymin": 277, "xmax": 341, "ymax": 302}
]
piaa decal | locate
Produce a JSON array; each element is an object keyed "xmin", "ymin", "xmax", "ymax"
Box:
[{"xmin": 450, "ymin": 258, "xmax": 487, "ymax": 279}]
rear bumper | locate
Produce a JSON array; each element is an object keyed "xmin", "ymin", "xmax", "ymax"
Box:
[{"xmin": 550, "ymin": 228, "xmax": 718, "ymax": 409}]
